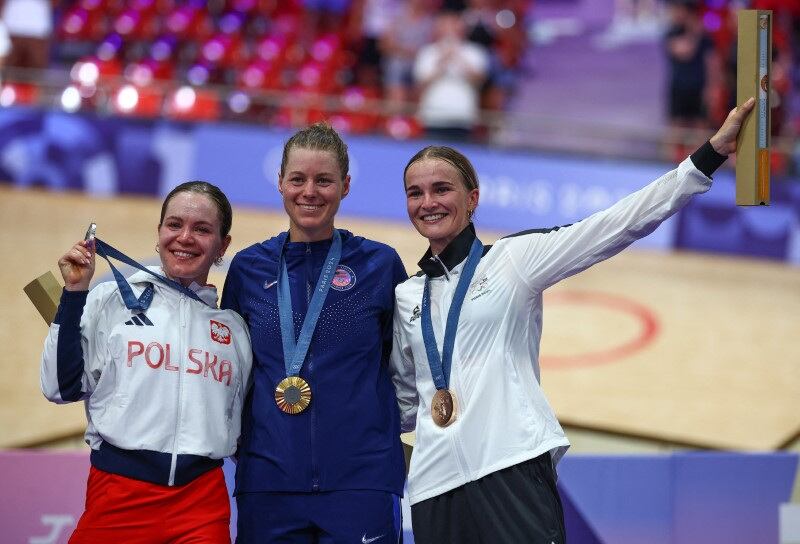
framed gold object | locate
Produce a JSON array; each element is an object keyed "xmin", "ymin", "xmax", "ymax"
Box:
[
  {"xmin": 23, "ymin": 272, "xmax": 63, "ymax": 326},
  {"xmin": 736, "ymin": 10, "xmax": 771, "ymax": 206}
]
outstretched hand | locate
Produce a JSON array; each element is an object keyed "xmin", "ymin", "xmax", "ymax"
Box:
[{"xmin": 709, "ymin": 97, "xmax": 756, "ymax": 156}]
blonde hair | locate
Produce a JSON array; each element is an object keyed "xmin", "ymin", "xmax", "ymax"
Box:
[{"xmin": 280, "ymin": 122, "xmax": 349, "ymax": 180}]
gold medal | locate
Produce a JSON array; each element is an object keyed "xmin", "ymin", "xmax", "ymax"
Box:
[
  {"xmin": 431, "ymin": 389, "xmax": 457, "ymax": 427},
  {"xmin": 275, "ymin": 376, "xmax": 312, "ymax": 414}
]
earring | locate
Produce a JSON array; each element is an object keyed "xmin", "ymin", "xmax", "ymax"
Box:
[
  {"xmin": 214, "ymin": 256, "xmax": 223, "ymax": 266},
  {"xmin": 155, "ymin": 244, "xmax": 160, "ymax": 253}
]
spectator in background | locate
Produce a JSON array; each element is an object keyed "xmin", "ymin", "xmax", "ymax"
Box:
[
  {"xmin": 380, "ymin": 0, "xmax": 435, "ymax": 112},
  {"xmin": 664, "ymin": 0, "xmax": 719, "ymax": 158},
  {"xmin": 414, "ymin": 12, "xmax": 489, "ymax": 141},
  {"xmin": 463, "ymin": 0, "xmax": 526, "ymax": 112},
  {"xmin": 1, "ymin": 0, "xmax": 52, "ymax": 70},
  {"xmin": 348, "ymin": 0, "xmax": 397, "ymax": 89}
]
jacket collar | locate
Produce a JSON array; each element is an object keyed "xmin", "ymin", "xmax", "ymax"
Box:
[
  {"xmin": 418, "ymin": 223, "xmax": 477, "ymax": 278},
  {"xmin": 275, "ymin": 229, "xmax": 351, "ymax": 256},
  {"xmin": 128, "ymin": 266, "xmax": 219, "ymax": 308}
]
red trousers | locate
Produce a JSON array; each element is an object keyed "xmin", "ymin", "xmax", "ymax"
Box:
[{"xmin": 69, "ymin": 466, "xmax": 231, "ymax": 544}]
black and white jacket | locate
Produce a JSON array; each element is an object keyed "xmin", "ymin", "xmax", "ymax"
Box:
[{"xmin": 390, "ymin": 146, "xmax": 726, "ymax": 505}]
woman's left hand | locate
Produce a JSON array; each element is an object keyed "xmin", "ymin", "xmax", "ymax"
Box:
[{"xmin": 709, "ymin": 97, "xmax": 756, "ymax": 156}]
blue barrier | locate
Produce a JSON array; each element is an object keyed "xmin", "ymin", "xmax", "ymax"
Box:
[{"xmin": 2, "ymin": 107, "xmax": 798, "ymax": 263}]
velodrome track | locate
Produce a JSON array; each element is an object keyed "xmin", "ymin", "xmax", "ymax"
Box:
[{"xmin": 2, "ymin": 185, "xmax": 799, "ymax": 452}]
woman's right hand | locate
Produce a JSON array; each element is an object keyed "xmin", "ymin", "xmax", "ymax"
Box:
[{"xmin": 58, "ymin": 239, "xmax": 95, "ymax": 291}]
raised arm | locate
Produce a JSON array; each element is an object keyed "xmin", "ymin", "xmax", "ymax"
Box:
[
  {"xmin": 41, "ymin": 239, "xmax": 98, "ymax": 403},
  {"xmin": 507, "ymin": 99, "xmax": 755, "ymax": 292}
]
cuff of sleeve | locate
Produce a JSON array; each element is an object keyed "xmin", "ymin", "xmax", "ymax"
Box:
[
  {"xmin": 54, "ymin": 289, "xmax": 89, "ymax": 325},
  {"xmin": 690, "ymin": 141, "xmax": 727, "ymax": 178}
]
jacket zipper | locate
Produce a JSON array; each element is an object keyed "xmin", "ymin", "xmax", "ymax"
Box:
[
  {"xmin": 168, "ymin": 292, "xmax": 186, "ymax": 486},
  {"xmin": 306, "ymin": 243, "xmax": 320, "ymax": 492}
]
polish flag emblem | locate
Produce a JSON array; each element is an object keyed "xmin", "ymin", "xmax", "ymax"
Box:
[{"xmin": 210, "ymin": 320, "xmax": 231, "ymax": 344}]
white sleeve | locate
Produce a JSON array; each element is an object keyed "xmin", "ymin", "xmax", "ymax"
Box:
[
  {"xmin": 414, "ymin": 46, "xmax": 437, "ymax": 83},
  {"xmin": 506, "ymin": 157, "xmax": 712, "ymax": 291},
  {"xmin": 389, "ymin": 304, "xmax": 419, "ymax": 433},
  {"xmin": 40, "ymin": 285, "xmax": 112, "ymax": 404}
]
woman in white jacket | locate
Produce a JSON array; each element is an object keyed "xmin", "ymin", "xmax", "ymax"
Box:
[
  {"xmin": 389, "ymin": 100, "xmax": 754, "ymax": 543},
  {"xmin": 41, "ymin": 181, "xmax": 252, "ymax": 544}
]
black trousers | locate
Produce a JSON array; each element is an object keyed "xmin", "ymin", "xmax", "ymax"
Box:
[{"xmin": 411, "ymin": 454, "xmax": 566, "ymax": 544}]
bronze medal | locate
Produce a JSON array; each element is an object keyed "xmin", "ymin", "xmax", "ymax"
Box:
[
  {"xmin": 275, "ymin": 376, "xmax": 312, "ymax": 414},
  {"xmin": 431, "ymin": 389, "xmax": 457, "ymax": 427}
]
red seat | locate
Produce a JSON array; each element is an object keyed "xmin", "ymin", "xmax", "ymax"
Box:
[
  {"xmin": 274, "ymin": 86, "xmax": 325, "ymax": 128},
  {"xmin": 239, "ymin": 60, "xmax": 282, "ymax": 90},
  {"xmin": 166, "ymin": 86, "xmax": 221, "ymax": 122},
  {"xmin": 333, "ymin": 86, "xmax": 381, "ymax": 134},
  {"xmin": 165, "ymin": 6, "xmax": 213, "ymax": 41},
  {"xmin": 59, "ymin": 8, "xmax": 93, "ymax": 41},
  {"xmin": 384, "ymin": 115, "xmax": 423, "ymax": 140},
  {"xmin": 0, "ymin": 83, "xmax": 41, "ymax": 107},
  {"xmin": 111, "ymin": 84, "xmax": 164, "ymax": 117},
  {"xmin": 199, "ymin": 34, "xmax": 246, "ymax": 68}
]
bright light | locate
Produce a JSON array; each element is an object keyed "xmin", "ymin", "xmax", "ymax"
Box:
[
  {"xmin": 116, "ymin": 85, "xmax": 139, "ymax": 112},
  {"xmin": 61, "ymin": 86, "xmax": 82, "ymax": 112},
  {"xmin": 0, "ymin": 86, "xmax": 17, "ymax": 107},
  {"xmin": 228, "ymin": 92, "xmax": 250, "ymax": 113},
  {"xmin": 174, "ymin": 86, "xmax": 196, "ymax": 111},
  {"xmin": 496, "ymin": 10, "xmax": 516, "ymax": 29},
  {"xmin": 72, "ymin": 61, "xmax": 99, "ymax": 86}
]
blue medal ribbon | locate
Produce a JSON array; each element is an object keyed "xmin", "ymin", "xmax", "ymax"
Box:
[
  {"xmin": 93, "ymin": 238, "xmax": 206, "ymax": 311},
  {"xmin": 277, "ymin": 229, "xmax": 342, "ymax": 378},
  {"xmin": 421, "ymin": 238, "xmax": 484, "ymax": 391}
]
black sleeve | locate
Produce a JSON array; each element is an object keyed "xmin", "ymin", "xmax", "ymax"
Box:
[
  {"xmin": 53, "ymin": 289, "xmax": 90, "ymax": 402},
  {"xmin": 690, "ymin": 140, "xmax": 727, "ymax": 178}
]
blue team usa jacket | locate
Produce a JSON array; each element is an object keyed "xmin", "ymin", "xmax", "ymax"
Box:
[{"xmin": 222, "ymin": 229, "xmax": 408, "ymax": 495}]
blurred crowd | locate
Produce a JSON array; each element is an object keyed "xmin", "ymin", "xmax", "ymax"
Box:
[
  {"xmin": 0, "ymin": 0, "xmax": 528, "ymax": 141},
  {"xmin": 0, "ymin": 0, "xmax": 797, "ymax": 162}
]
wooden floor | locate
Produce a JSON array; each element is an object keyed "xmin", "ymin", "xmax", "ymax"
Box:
[{"xmin": 2, "ymin": 186, "xmax": 798, "ymax": 451}]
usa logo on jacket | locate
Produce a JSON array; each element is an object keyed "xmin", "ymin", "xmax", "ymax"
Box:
[
  {"xmin": 330, "ymin": 265, "xmax": 356, "ymax": 291},
  {"xmin": 210, "ymin": 320, "xmax": 231, "ymax": 344}
]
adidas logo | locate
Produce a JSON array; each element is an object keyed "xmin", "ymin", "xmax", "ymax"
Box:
[{"xmin": 125, "ymin": 313, "xmax": 154, "ymax": 326}]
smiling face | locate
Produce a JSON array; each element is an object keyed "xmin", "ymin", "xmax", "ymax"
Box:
[
  {"xmin": 405, "ymin": 158, "xmax": 479, "ymax": 255},
  {"xmin": 279, "ymin": 147, "xmax": 350, "ymax": 242},
  {"xmin": 157, "ymin": 192, "xmax": 231, "ymax": 287}
]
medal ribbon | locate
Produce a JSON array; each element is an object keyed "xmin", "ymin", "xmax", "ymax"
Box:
[
  {"xmin": 277, "ymin": 229, "xmax": 342, "ymax": 378},
  {"xmin": 421, "ymin": 238, "xmax": 483, "ymax": 391},
  {"xmin": 94, "ymin": 238, "xmax": 206, "ymax": 311}
]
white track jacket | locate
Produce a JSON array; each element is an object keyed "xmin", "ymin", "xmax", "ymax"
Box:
[
  {"xmin": 41, "ymin": 267, "xmax": 253, "ymax": 486},
  {"xmin": 391, "ymin": 156, "xmax": 714, "ymax": 504}
]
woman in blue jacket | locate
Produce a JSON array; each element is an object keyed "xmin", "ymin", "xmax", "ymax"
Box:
[{"xmin": 222, "ymin": 123, "xmax": 407, "ymax": 543}]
